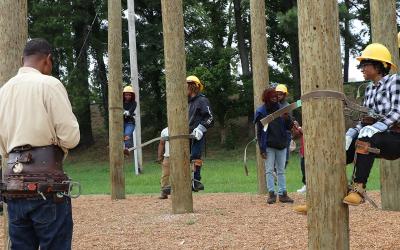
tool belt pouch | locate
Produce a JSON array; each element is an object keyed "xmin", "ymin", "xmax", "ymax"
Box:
[
  {"xmin": 2, "ymin": 145, "xmax": 68, "ymax": 199},
  {"xmin": 360, "ymin": 116, "xmax": 377, "ymax": 126}
]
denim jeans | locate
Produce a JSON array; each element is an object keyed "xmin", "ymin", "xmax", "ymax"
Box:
[
  {"xmin": 190, "ymin": 137, "xmax": 205, "ymax": 181},
  {"xmin": 265, "ymin": 147, "xmax": 287, "ymax": 195},
  {"xmin": 7, "ymin": 197, "xmax": 73, "ymax": 250},
  {"xmin": 124, "ymin": 122, "xmax": 135, "ymax": 148}
]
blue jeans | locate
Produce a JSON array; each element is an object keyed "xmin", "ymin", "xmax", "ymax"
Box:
[
  {"xmin": 7, "ymin": 197, "xmax": 73, "ymax": 250},
  {"xmin": 190, "ymin": 137, "xmax": 205, "ymax": 181},
  {"xmin": 124, "ymin": 122, "xmax": 135, "ymax": 148},
  {"xmin": 265, "ymin": 147, "xmax": 287, "ymax": 195}
]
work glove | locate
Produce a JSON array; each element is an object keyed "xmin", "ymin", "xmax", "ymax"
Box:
[
  {"xmin": 123, "ymin": 110, "xmax": 130, "ymax": 117},
  {"xmin": 192, "ymin": 124, "xmax": 207, "ymax": 140},
  {"xmin": 345, "ymin": 128, "xmax": 358, "ymax": 151},
  {"xmin": 358, "ymin": 122, "xmax": 387, "ymax": 138}
]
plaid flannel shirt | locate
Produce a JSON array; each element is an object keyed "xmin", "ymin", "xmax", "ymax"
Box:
[{"xmin": 355, "ymin": 74, "xmax": 400, "ymax": 131}]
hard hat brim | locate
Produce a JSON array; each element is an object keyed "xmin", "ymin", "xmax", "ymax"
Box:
[{"xmin": 356, "ymin": 56, "xmax": 397, "ymax": 70}]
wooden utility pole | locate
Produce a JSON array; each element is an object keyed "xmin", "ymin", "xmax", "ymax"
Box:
[
  {"xmin": 0, "ymin": 2, "xmax": 27, "ymax": 249},
  {"xmin": 370, "ymin": 0, "xmax": 400, "ymax": 211},
  {"xmin": 161, "ymin": 0, "xmax": 193, "ymax": 214},
  {"xmin": 127, "ymin": 0, "xmax": 143, "ymax": 175},
  {"xmin": 108, "ymin": 0, "xmax": 125, "ymax": 199},
  {"xmin": 298, "ymin": 1, "xmax": 349, "ymax": 249},
  {"xmin": 249, "ymin": 0, "xmax": 267, "ymax": 194}
]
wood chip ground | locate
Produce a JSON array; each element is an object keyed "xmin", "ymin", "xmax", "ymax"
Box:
[{"xmin": 1, "ymin": 192, "xmax": 399, "ymax": 249}]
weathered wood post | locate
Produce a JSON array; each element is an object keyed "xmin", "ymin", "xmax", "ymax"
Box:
[
  {"xmin": 370, "ymin": 0, "xmax": 400, "ymax": 211},
  {"xmin": 161, "ymin": 0, "xmax": 193, "ymax": 213},
  {"xmin": 108, "ymin": 0, "xmax": 125, "ymax": 199},
  {"xmin": 298, "ymin": 1, "xmax": 349, "ymax": 249},
  {"xmin": 0, "ymin": 1, "xmax": 27, "ymax": 249},
  {"xmin": 249, "ymin": 0, "xmax": 268, "ymax": 194}
]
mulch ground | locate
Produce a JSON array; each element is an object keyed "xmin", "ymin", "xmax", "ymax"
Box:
[{"xmin": 1, "ymin": 192, "xmax": 399, "ymax": 249}]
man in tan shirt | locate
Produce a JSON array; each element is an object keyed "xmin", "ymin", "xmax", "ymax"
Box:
[{"xmin": 0, "ymin": 38, "xmax": 79, "ymax": 249}]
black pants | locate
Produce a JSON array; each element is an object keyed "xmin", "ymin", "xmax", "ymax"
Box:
[
  {"xmin": 346, "ymin": 131, "xmax": 400, "ymax": 185},
  {"xmin": 300, "ymin": 157, "xmax": 306, "ymax": 185}
]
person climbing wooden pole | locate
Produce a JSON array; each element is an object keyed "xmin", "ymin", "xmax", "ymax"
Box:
[
  {"xmin": 161, "ymin": 0, "xmax": 193, "ymax": 214},
  {"xmin": 298, "ymin": 1, "xmax": 349, "ymax": 249},
  {"xmin": 369, "ymin": 0, "xmax": 400, "ymax": 211},
  {"xmin": 249, "ymin": 0, "xmax": 268, "ymax": 195}
]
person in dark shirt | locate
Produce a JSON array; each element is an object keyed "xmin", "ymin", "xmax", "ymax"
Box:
[
  {"xmin": 123, "ymin": 86, "xmax": 137, "ymax": 153},
  {"xmin": 187, "ymin": 75, "xmax": 214, "ymax": 191},
  {"xmin": 254, "ymin": 88, "xmax": 294, "ymax": 204}
]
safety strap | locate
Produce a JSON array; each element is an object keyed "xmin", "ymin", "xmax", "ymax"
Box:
[
  {"xmin": 127, "ymin": 134, "xmax": 195, "ymax": 153},
  {"xmin": 355, "ymin": 140, "xmax": 381, "ymax": 155},
  {"xmin": 260, "ymin": 90, "xmax": 383, "ymax": 129},
  {"xmin": 243, "ymin": 138, "xmax": 257, "ymax": 176}
]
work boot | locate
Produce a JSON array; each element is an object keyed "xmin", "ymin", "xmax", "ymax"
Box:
[
  {"xmin": 267, "ymin": 191, "xmax": 277, "ymax": 204},
  {"xmin": 159, "ymin": 190, "xmax": 168, "ymax": 199},
  {"xmin": 293, "ymin": 204, "xmax": 307, "ymax": 215},
  {"xmin": 192, "ymin": 180, "xmax": 204, "ymax": 192},
  {"xmin": 279, "ymin": 192, "xmax": 294, "ymax": 203},
  {"xmin": 343, "ymin": 182, "xmax": 365, "ymax": 206}
]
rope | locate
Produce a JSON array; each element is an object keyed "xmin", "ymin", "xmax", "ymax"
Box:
[{"xmin": 243, "ymin": 138, "xmax": 256, "ymax": 176}]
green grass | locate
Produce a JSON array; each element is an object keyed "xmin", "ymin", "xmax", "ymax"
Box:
[{"xmin": 64, "ymin": 148, "xmax": 380, "ymax": 195}]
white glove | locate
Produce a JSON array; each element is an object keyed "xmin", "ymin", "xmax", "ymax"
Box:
[
  {"xmin": 192, "ymin": 124, "xmax": 207, "ymax": 140},
  {"xmin": 358, "ymin": 122, "xmax": 387, "ymax": 139},
  {"xmin": 123, "ymin": 110, "xmax": 130, "ymax": 116},
  {"xmin": 345, "ymin": 135, "xmax": 353, "ymax": 151}
]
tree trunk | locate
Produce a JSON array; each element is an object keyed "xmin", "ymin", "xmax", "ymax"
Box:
[
  {"xmin": 343, "ymin": 0, "xmax": 350, "ymax": 83},
  {"xmin": 233, "ymin": 0, "xmax": 251, "ymax": 77},
  {"xmin": 249, "ymin": 0, "xmax": 268, "ymax": 195},
  {"xmin": 0, "ymin": 2, "xmax": 27, "ymax": 249},
  {"xmin": 108, "ymin": 0, "xmax": 125, "ymax": 199},
  {"xmin": 161, "ymin": 0, "xmax": 193, "ymax": 214},
  {"xmin": 298, "ymin": 1, "xmax": 349, "ymax": 249},
  {"xmin": 220, "ymin": 126, "xmax": 227, "ymax": 145},
  {"xmin": 370, "ymin": 0, "xmax": 400, "ymax": 211}
]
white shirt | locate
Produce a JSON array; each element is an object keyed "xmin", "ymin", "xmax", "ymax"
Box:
[
  {"xmin": 0, "ymin": 67, "xmax": 80, "ymax": 156},
  {"xmin": 161, "ymin": 127, "xmax": 169, "ymax": 157}
]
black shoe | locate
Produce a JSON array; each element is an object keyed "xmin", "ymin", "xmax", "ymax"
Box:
[
  {"xmin": 267, "ymin": 191, "xmax": 276, "ymax": 204},
  {"xmin": 159, "ymin": 191, "xmax": 168, "ymax": 199},
  {"xmin": 279, "ymin": 192, "xmax": 294, "ymax": 203},
  {"xmin": 192, "ymin": 180, "xmax": 204, "ymax": 192}
]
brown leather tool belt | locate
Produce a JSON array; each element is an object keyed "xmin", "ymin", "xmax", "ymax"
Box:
[
  {"xmin": 1, "ymin": 145, "xmax": 69, "ymax": 199},
  {"xmin": 390, "ymin": 123, "xmax": 400, "ymax": 133},
  {"xmin": 360, "ymin": 116, "xmax": 377, "ymax": 126}
]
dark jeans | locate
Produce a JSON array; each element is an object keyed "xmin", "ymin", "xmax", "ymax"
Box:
[
  {"xmin": 300, "ymin": 157, "xmax": 306, "ymax": 185},
  {"xmin": 346, "ymin": 131, "xmax": 400, "ymax": 185},
  {"xmin": 7, "ymin": 197, "xmax": 73, "ymax": 250},
  {"xmin": 190, "ymin": 137, "xmax": 205, "ymax": 181}
]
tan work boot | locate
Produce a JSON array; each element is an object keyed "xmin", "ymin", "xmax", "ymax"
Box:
[
  {"xmin": 293, "ymin": 204, "xmax": 307, "ymax": 215},
  {"xmin": 343, "ymin": 182, "xmax": 365, "ymax": 206}
]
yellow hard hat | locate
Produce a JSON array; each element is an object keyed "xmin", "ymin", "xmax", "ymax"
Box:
[
  {"xmin": 356, "ymin": 43, "xmax": 397, "ymax": 70},
  {"xmin": 275, "ymin": 84, "xmax": 288, "ymax": 94},
  {"xmin": 123, "ymin": 85, "xmax": 134, "ymax": 94},
  {"xmin": 186, "ymin": 75, "xmax": 204, "ymax": 92}
]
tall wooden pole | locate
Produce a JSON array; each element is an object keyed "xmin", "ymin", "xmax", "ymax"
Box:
[
  {"xmin": 127, "ymin": 0, "xmax": 143, "ymax": 175},
  {"xmin": 108, "ymin": 0, "xmax": 125, "ymax": 199},
  {"xmin": 249, "ymin": 0, "xmax": 268, "ymax": 195},
  {"xmin": 161, "ymin": 0, "xmax": 193, "ymax": 213},
  {"xmin": 0, "ymin": 2, "xmax": 27, "ymax": 249},
  {"xmin": 298, "ymin": 1, "xmax": 349, "ymax": 249},
  {"xmin": 370, "ymin": 0, "xmax": 400, "ymax": 211}
]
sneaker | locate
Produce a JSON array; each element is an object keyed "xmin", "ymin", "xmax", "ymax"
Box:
[
  {"xmin": 279, "ymin": 192, "xmax": 294, "ymax": 203},
  {"xmin": 267, "ymin": 191, "xmax": 277, "ymax": 204},
  {"xmin": 297, "ymin": 185, "xmax": 306, "ymax": 193}
]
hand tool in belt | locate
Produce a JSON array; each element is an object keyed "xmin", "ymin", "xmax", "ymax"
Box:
[
  {"xmin": 260, "ymin": 90, "xmax": 383, "ymax": 130},
  {"xmin": 126, "ymin": 134, "xmax": 196, "ymax": 153}
]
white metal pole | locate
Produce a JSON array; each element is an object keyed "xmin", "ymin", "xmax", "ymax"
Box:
[{"xmin": 127, "ymin": 0, "xmax": 143, "ymax": 173}]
